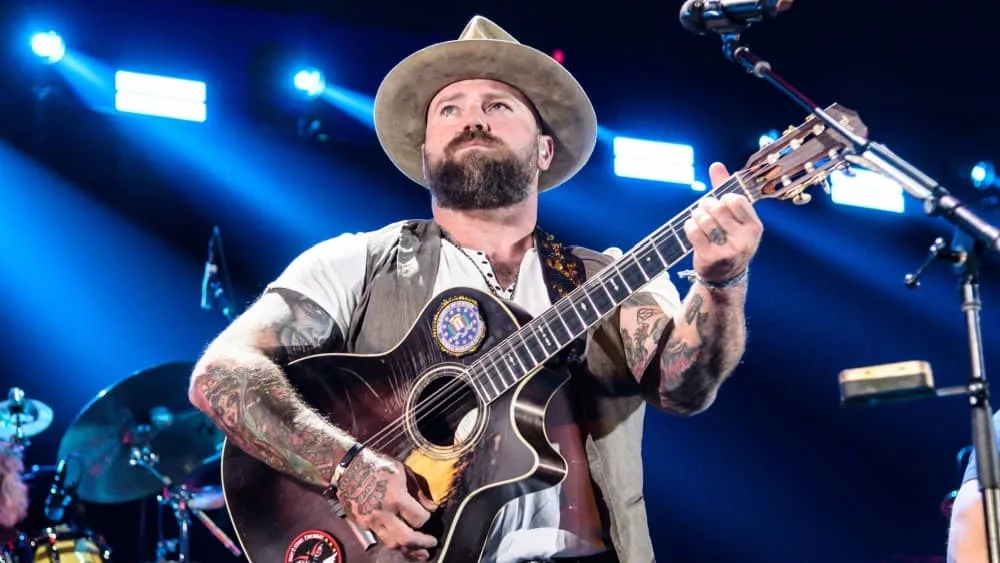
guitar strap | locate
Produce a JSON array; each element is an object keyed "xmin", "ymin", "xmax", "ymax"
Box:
[{"xmin": 534, "ymin": 227, "xmax": 589, "ymax": 362}]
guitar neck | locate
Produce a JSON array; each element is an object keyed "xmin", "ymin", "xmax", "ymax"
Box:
[{"xmin": 469, "ymin": 175, "xmax": 752, "ymax": 404}]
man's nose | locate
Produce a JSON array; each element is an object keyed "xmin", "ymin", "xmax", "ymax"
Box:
[{"xmin": 463, "ymin": 117, "xmax": 491, "ymax": 133}]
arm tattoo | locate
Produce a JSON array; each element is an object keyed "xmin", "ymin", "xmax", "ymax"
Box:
[
  {"xmin": 274, "ymin": 290, "xmax": 337, "ymax": 362},
  {"xmin": 657, "ymin": 287, "xmax": 745, "ymax": 414},
  {"xmin": 193, "ymin": 290, "xmax": 350, "ymax": 488},
  {"xmin": 620, "ymin": 292, "xmax": 671, "ymax": 377}
]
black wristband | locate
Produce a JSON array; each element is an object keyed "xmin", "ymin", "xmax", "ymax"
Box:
[{"xmin": 323, "ymin": 442, "xmax": 365, "ymax": 498}]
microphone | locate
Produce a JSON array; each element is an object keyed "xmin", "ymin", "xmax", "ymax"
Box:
[
  {"xmin": 201, "ymin": 227, "xmax": 220, "ymax": 311},
  {"xmin": 679, "ymin": 0, "xmax": 794, "ymax": 35},
  {"xmin": 44, "ymin": 458, "xmax": 74, "ymax": 522}
]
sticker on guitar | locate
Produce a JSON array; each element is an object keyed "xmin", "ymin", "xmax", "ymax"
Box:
[
  {"xmin": 284, "ymin": 530, "xmax": 344, "ymax": 563},
  {"xmin": 433, "ymin": 296, "xmax": 487, "ymax": 356}
]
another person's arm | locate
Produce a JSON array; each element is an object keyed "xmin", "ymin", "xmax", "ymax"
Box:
[
  {"xmin": 948, "ymin": 413, "xmax": 1000, "ymax": 562},
  {"xmin": 948, "ymin": 478, "xmax": 987, "ymax": 562}
]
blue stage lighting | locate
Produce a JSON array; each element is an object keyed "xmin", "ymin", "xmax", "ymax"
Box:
[
  {"xmin": 30, "ymin": 31, "xmax": 65, "ymax": 64},
  {"xmin": 758, "ymin": 129, "xmax": 780, "ymax": 149},
  {"xmin": 293, "ymin": 68, "xmax": 325, "ymax": 97},
  {"xmin": 114, "ymin": 70, "xmax": 207, "ymax": 122},
  {"xmin": 612, "ymin": 136, "xmax": 697, "ymax": 188},
  {"xmin": 971, "ymin": 161, "xmax": 995, "ymax": 189},
  {"xmin": 829, "ymin": 168, "xmax": 905, "ymax": 214}
]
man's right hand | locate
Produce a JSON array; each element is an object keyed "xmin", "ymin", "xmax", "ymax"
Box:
[{"xmin": 336, "ymin": 450, "xmax": 439, "ymax": 562}]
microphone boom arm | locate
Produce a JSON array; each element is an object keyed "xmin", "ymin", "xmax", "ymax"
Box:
[{"xmin": 707, "ymin": 29, "xmax": 1000, "ymax": 563}]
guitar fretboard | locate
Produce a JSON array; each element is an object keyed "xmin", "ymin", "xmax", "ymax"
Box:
[{"xmin": 468, "ymin": 175, "xmax": 753, "ymax": 404}]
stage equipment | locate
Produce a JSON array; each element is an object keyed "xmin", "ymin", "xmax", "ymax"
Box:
[{"xmin": 679, "ymin": 0, "xmax": 1000, "ymax": 559}]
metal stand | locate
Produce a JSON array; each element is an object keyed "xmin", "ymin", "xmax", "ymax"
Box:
[
  {"xmin": 129, "ymin": 447, "xmax": 242, "ymax": 562},
  {"xmin": 711, "ymin": 29, "xmax": 1000, "ymax": 563}
]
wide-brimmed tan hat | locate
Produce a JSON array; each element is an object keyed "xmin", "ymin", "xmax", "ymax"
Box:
[{"xmin": 373, "ymin": 15, "xmax": 598, "ymax": 192}]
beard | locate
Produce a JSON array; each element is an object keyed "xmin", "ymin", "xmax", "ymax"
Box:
[{"xmin": 426, "ymin": 129, "xmax": 538, "ymax": 210}]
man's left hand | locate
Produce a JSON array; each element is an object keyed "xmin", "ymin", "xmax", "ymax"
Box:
[{"xmin": 683, "ymin": 162, "xmax": 764, "ymax": 283}]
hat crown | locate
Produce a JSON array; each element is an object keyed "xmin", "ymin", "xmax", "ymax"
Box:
[{"xmin": 458, "ymin": 16, "xmax": 518, "ymax": 43}]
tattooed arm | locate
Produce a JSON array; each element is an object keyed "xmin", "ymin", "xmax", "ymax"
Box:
[
  {"xmin": 619, "ymin": 168, "xmax": 761, "ymax": 414},
  {"xmin": 619, "ymin": 281, "xmax": 747, "ymax": 415},
  {"xmin": 188, "ymin": 288, "xmax": 355, "ymax": 488}
]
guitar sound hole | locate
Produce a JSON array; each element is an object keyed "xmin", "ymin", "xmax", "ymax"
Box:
[{"xmin": 413, "ymin": 375, "xmax": 481, "ymax": 449}]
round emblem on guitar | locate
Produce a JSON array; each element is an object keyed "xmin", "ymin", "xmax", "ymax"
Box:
[
  {"xmin": 433, "ymin": 296, "xmax": 486, "ymax": 356},
  {"xmin": 284, "ymin": 530, "xmax": 344, "ymax": 563}
]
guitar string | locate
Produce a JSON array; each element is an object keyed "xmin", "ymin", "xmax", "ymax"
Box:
[
  {"xmin": 369, "ymin": 115, "xmax": 847, "ymax": 452},
  {"xmin": 362, "ymin": 174, "xmax": 753, "ymax": 456},
  {"xmin": 361, "ymin": 171, "xmax": 759, "ymax": 455}
]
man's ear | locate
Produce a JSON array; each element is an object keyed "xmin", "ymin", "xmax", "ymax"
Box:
[{"xmin": 537, "ymin": 135, "xmax": 555, "ymax": 171}]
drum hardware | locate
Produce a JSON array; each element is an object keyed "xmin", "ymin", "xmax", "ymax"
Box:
[
  {"xmin": 129, "ymin": 447, "xmax": 242, "ymax": 563},
  {"xmin": 27, "ymin": 526, "xmax": 111, "ymax": 563},
  {"xmin": 56, "ymin": 362, "xmax": 226, "ymax": 505},
  {"xmin": 0, "ymin": 388, "xmax": 53, "ymax": 456},
  {"xmin": 50, "ymin": 362, "xmax": 236, "ymax": 562}
]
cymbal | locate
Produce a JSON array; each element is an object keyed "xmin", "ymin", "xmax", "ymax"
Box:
[
  {"xmin": 0, "ymin": 393, "xmax": 53, "ymax": 440},
  {"xmin": 58, "ymin": 362, "xmax": 224, "ymax": 504}
]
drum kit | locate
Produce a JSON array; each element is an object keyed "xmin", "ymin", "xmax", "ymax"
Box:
[{"xmin": 0, "ymin": 362, "xmax": 243, "ymax": 563}]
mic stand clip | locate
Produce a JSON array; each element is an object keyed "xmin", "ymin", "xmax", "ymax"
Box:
[{"xmin": 715, "ymin": 30, "xmax": 1000, "ymax": 563}]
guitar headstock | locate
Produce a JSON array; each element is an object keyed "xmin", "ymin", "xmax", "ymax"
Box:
[{"xmin": 740, "ymin": 104, "xmax": 868, "ymax": 205}]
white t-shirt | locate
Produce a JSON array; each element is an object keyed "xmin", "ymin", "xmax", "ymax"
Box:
[{"xmin": 267, "ymin": 228, "xmax": 683, "ymax": 562}]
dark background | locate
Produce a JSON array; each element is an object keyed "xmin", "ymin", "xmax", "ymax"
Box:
[{"xmin": 1, "ymin": 0, "xmax": 999, "ymax": 561}]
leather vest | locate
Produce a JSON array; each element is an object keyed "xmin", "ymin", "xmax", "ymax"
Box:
[{"xmin": 345, "ymin": 219, "xmax": 655, "ymax": 563}]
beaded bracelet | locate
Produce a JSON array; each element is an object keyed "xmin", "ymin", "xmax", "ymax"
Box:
[
  {"xmin": 322, "ymin": 442, "xmax": 365, "ymax": 498},
  {"xmin": 677, "ymin": 268, "xmax": 749, "ymax": 289}
]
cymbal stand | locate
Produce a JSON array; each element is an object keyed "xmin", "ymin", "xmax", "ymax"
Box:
[
  {"xmin": 129, "ymin": 447, "xmax": 242, "ymax": 562},
  {"xmin": 4, "ymin": 388, "xmax": 32, "ymax": 456}
]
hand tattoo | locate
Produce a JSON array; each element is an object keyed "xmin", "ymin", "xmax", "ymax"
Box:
[
  {"xmin": 339, "ymin": 462, "xmax": 393, "ymax": 517},
  {"xmin": 707, "ymin": 227, "xmax": 727, "ymax": 246}
]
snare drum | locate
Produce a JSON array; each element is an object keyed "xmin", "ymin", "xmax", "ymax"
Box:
[{"xmin": 28, "ymin": 526, "xmax": 110, "ymax": 563}]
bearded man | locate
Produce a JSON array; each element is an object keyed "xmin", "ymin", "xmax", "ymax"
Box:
[{"xmin": 189, "ymin": 15, "xmax": 763, "ymax": 563}]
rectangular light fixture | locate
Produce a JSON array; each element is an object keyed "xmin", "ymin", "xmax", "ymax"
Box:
[
  {"xmin": 828, "ymin": 168, "xmax": 905, "ymax": 214},
  {"xmin": 612, "ymin": 136, "xmax": 697, "ymax": 188},
  {"xmin": 114, "ymin": 70, "xmax": 206, "ymax": 122}
]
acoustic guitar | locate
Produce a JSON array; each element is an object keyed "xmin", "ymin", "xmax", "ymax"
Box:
[{"xmin": 220, "ymin": 104, "xmax": 867, "ymax": 562}]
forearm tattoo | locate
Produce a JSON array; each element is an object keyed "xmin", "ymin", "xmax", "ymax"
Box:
[
  {"xmin": 658, "ymin": 294, "xmax": 717, "ymax": 413},
  {"xmin": 195, "ymin": 290, "xmax": 348, "ymax": 488},
  {"xmin": 658, "ymin": 286, "xmax": 746, "ymax": 413}
]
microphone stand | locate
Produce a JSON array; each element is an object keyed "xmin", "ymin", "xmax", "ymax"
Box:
[
  {"xmin": 203, "ymin": 226, "xmax": 240, "ymax": 322},
  {"xmin": 711, "ymin": 30, "xmax": 1000, "ymax": 562}
]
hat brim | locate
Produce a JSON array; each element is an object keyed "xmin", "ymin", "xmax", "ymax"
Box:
[{"xmin": 373, "ymin": 39, "xmax": 597, "ymax": 192}]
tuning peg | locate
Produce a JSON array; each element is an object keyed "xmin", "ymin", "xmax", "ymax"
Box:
[
  {"xmin": 792, "ymin": 192, "xmax": 812, "ymax": 205},
  {"xmin": 783, "ymin": 125, "xmax": 796, "ymax": 136}
]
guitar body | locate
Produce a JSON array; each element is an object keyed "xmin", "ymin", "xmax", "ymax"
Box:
[{"xmin": 220, "ymin": 287, "xmax": 572, "ymax": 563}]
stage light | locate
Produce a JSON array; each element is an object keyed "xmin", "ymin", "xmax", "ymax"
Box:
[
  {"xmin": 30, "ymin": 31, "xmax": 65, "ymax": 64},
  {"xmin": 758, "ymin": 129, "xmax": 779, "ymax": 149},
  {"xmin": 114, "ymin": 70, "xmax": 207, "ymax": 122},
  {"xmin": 293, "ymin": 68, "xmax": 325, "ymax": 98},
  {"xmin": 829, "ymin": 168, "xmax": 905, "ymax": 214},
  {"xmin": 551, "ymin": 49, "xmax": 566, "ymax": 65},
  {"xmin": 971, "ymin": 161, "xmax": 996, "ymax": 189},
  {"xmin": 612, "ymin": 136, "xmax": 697, "ymax": 189}
]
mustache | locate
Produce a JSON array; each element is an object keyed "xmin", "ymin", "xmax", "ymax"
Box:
[{"xmin": 446, "ymin": 129, "xmax": 502, "ymax": 153}]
